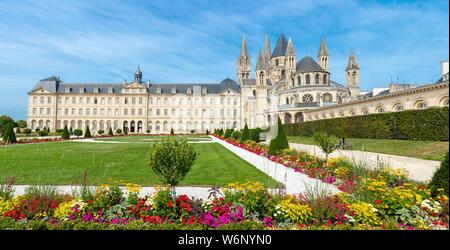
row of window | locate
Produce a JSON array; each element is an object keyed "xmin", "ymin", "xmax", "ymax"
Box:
[
  {"xmin": 32, "ymin": 96, "xmax": 240, "ymax": 106},
  {"xmin": 32, "ymin": 107, "xmax": 239, "ymax": 118},
  {"xmin": 283, "ymin": 93, "xmax": 337, "ymax": 104}
]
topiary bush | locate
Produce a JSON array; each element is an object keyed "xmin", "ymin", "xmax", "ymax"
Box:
[
  {"xmin": 283, "ymin": 107, "xmax": 449, "ymax": 141},
  {"xmin": 240, "ymin": 124, "xmax": 250, "ymax": 143},
  {"xmin": 23, "ymin": 128, "xmax": 32, "ymax": 135},
  {"xmin": 37, "ymin": 130, "xmax": 48, "ymax": 137},
  {"xmin": 170, "ymin": 128, "xmax": 174, "ymax": 135},
  {"xmin": 1, "ymin": 123, "xmax": 16, "ymax": 143},
  {"xmin": 97, "ymin": 130, "xmax": 104, "ymax": 135},
  {"xmin": 84, "ymin": 126, "xmax": 92, "ymax": 138},
  {"xmin": 108, "ymin": 127, "xmax": 114, "ymax": 136},
  {"xmin": 428, "ymin": 152, "xmax": 449, "ymax": 196},
  {"xmin": 231, "ymin": 130, "xmax": 241, "ymax": 140},
  {"xmin": 249, "ymin": 127, "xmax": 262, "ymax": 142},
  {"xmin": 61, "ymin": 125, "xmax": 70, "ymax": 140},
  {"xmin": 73, "ymin": 129, "xmax": 83, "ymax": 138},
  {"xmin": 116, "ymin": 129, "xmax": 122, "ymax": 134},
  {"xmin": 268, "ymin": 117, "xmax": 289, "ymax": 155},
  {"xmin": 149, "ymin": 139, "xmax": 197, "ymax": 190},
  {"xmin": 224, "ymin": 129, "xmax": 233, "ymax": 139}
]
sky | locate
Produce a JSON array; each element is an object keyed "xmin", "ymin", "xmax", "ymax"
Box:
[{"xmin": 0, "ymin": 0, "xmax": 448, "ymax": 120}]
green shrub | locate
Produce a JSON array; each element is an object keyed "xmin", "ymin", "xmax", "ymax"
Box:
[
  {"xmin": 205, "ymin": 129, "xmax": 209, "ymax": 135},
  {"xmin": 56, "ymin": 129, "xmax": 64, "ymax": 133},
  {"xmin": 312, "ymin": 131, "xmax": 339, "ymax": 160},
  {"xmin": 240, "ymin": 124, "xmax": 250, "ymax": 143},
  {"xmin": 0, "ymin": 115, "xmax": 15, "ymax": 137},
  {"xmin": 84, "ymin": 126, "xmax": 92, "ymax": 138},
  {"xmin": 108, "ymin": 127, "xmax": 114, "ymax": 136},
  {"xmin": 35, "ymin": 127, "xmax": 40, "ymax": 132},
  {"xmin": 97, "ymin": 129, "xmax": 104, "ymax": 135},
  {"xmin": 69, "ymin": 127, "xmax": 73, "ymax": 136},
  {"xmin": 429, "ymin": 152, "xmax": 449, "ymax": 196},
  {"xmin": 283, "ymin": 107, "xmax": 449, "ymax": 141},
  {"xmin": 2, "ymin": 123, "xmax": 16, "ymax": 143},
  {"xmin": 37, "ymin": 130, "xmax": 48, "ymax": 137},
  {"xmin": 249, "ymin": 127, "xmax": 262, "ymax": 142},
  {"xmin": 224, "ymin": 129, "xmax": 233, "ymax": 139},
  {"xmin": 231, "ymin": 130, "xmax": 241, "ymax": 140},
  {"xmin": 146, "ymin": 129, "xmax": 150, "ymax": 134},
  {"xmin": 61, "ymin": 125, "xmax": 70, "ymax": 140},
  {"xmin": 170, "ymin": 128, "xmax": 174, "ymax": 135},
  {"xmin": 23, "ymin": 128, "xmax": 32, "ymax": 135},
  {"xmin": 116, "ymin": 129, "xmax": 122, "ymax": 134},
  {"xmin": 73, "ymin": 129, "xmax": 83, "ymax": 137},
  {"xmin": 268, "ymin": 117, "xmax": 289, "ymax": 155},
  {"xmin": 149, "ymin": 139, "xmax": 197, "ymax": 187}
]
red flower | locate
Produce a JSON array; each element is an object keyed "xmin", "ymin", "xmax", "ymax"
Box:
[
  {"xmin": 167, "ymin": 201, "xmax": 173, "ymax": 208},
  {"xmin": 88, "ymin": 199, "xmax": 93, "ymax": 205},
  {"xmin": 374, "ymin": 199, "xmax": 382, "ymax": 204},
  {"xmin": 50, "ymin": 201, "xmax": 58, "ymax": 209}
]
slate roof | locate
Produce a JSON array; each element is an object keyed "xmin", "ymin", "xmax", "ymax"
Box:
[
  {"xmin": 296, "ymin": 56, "xmax": 325, "ymax": 73},
  {"xmin": 271, "ymin": 33, "xmax": 288, "ymax": 58},
  {"xmin": 242, "ymin": 79, "xmax": 256, "ymax": 86},
  {"xmin": 31, "ymin": 77, "xmax": 241, "ymax": 94}
]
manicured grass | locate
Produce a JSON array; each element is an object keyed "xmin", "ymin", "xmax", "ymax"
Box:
[
  {"xmin": 0, "ymin": 140, "xmax": 278, "ymax": 187},
  {"xmin": 288, "ymin": 136, "xmax": 449, "ymax": 161},
  {"xmin": 94, "ymin": 135, "xmax": 211, "ymax": 143}
]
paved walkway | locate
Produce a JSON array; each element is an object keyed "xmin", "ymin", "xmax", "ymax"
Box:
[
  {"xmin": 210, "ymin": 136, "xmax": 340, "ymax": 195},
  {"xmin": 288, "ymin": 142, "xmax": 440, "ymax": 182}
]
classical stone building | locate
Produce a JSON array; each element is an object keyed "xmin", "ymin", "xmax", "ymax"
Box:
[{"xmin": 27, "ymin": 33, "xmax": 449, "ymax": 134}]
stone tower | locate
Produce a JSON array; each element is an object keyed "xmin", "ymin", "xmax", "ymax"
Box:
[
  {"xmin": 346, "ymin": 49, "xmax": 360, "ymax": 97},
  {"xmin": 285, "ymin": 37, "xmax": 296, "ymax": 87},
  {"xmin": 236, "ymin": 34, "xmax": 251, "ymax": 84},
  {"xmin": 264, "ymin": 33, "xmax": 272, "ymax": 74},
  {"xmin": 317, "ymin": 36, "xmax": 329, "ymax": 72},
  {"xmin": 270, "ymin": 33, "xmax": 288, "ymax": 83},
  {"xmin": 255, "ymin": 49, "xmax": 268, "ymax": 128}
]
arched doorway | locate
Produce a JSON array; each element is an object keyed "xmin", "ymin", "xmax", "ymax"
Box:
[
  {"xmin": 123, "ymin": 121, "xmax": 128, "ymax": 133},
  {"xmin": 130, "ymin": 121, "xmax": 136, "ymax": 133},
  {"xmin": 137, "ymin": 121, "xmax": 142, "ymax": 133},
  {"xmin": 284, "ymin": 113, "xmax": 292, "ymax": 124},
  {"xmin": 294, "ymin": 112, "xmax": 304, "ymax": 123}
]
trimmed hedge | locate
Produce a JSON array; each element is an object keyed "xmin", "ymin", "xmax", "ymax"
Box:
[
  {"xmin": 429, "ymin": 152, "xmax": 449, "ymax": 196},
  {"xmin": 283, "ymin": 107, "xmax": 449, "ymax": 141},
  {"xmin": 268, "ymin": 117, "xmax": 289, "ymax": 155}
]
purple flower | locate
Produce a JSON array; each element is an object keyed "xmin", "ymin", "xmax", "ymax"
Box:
[
  {"xmin": 110, "ymin": 218, "xmax": 119, "ymax": 224},
  {"xmin": 262, "ymin": 217, "xmax": 273, "ymax": 227}
]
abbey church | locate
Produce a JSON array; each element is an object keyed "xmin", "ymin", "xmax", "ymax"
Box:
[{"xmin": 27, "ymin": 33, "xmax": 449, "ymax": 134}]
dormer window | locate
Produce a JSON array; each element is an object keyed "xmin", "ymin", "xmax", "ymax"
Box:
[
  {"xmin": 187, "ymin": 88, "xmax": 192, "ymax": 94},
  {"xmin": 65, "ymin": 87, "xmax": 71, "ymax": 93},
  {"xmin": 108, "ymin": 87, "xmax": 113, "ymax": 93},
  {"xmin": 171, "ymin": 88, "xmax": 176, "ymax": 94},
  {"xmin": 79, "ymin": 87, "xmax": 85, "ymax": 93},
  {"xmin": 93, "ymin": 87, "xmax": 99, "ymax": 93},
  {"xmin": 202, "ymin": 87, "xmax": 207, "ymax": 94},
  {"xmin": 156, "ymin": 87, "xmax": 162, "ymax": 94}
]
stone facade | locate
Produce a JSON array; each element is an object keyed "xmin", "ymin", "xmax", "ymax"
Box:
[{"xmin": 27, "ymin": 33, "xmax": 449, "ymax": 134}]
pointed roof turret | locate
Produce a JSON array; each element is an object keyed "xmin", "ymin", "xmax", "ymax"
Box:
[
  {"xmin": 285, "ymin": 37, "xmax": 295, "ymax": 56},
  {"xmin": 240, "ymin": 34, "xmax": 248, "ymax": 57},
  {"xmin": 264, "ymin": 33, "xmax": 271, "ymax": 62},
  {"xmin": 346, "ymin": 49, "xmax": 359, "ymax": 70},
  {"xmin": 317, "ymin": 36, "xmax": 328, "ymax": 57},
  {"xmin": 135, "ymin": 65, "xmax": 142, "ymax": 75},
  {"xmin": 271, "ymin": 33, "xmax": 288, "ymax": 58},
  {"xmin": 256, "ymin": 49, "xmax": 266, "ymax": 70}
]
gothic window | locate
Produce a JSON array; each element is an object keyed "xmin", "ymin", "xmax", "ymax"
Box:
[
  {"xmin": 305, "ymin": 74, "xmax": 310, "ymax": 85},
  {"xmin": 275, "ymin": 59, "xmax": 279, "ymax": 66},
  {"xmin": 259, "ymin": 72, "xmax": 264, "ymax": 85},
  {"xmin": 323, "ymin": 75, "xmax": 327, "ymax": 84},
  {"xmin": 253, "ymin": 90, "xmax": 256, "ymax": 97},
  {"xmin": 322, "ymin": 93, "xmax": 333, "ymax": 102},
  {"xmin": 315, "ymin": 74, "xmax": 320, "ymax": 84},
  {"xmin": 302, "ymin": 94, "xmax": 314, "ymax": 103},
  {"xmin": 298, "ymin": 75, "xmax": 301, "ymax": 85},
  {"xmin": 286, "ymin": 97, "xmax": 289, "ymax": 104}
]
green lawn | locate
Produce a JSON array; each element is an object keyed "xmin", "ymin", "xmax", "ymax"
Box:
[
  {"xmin": 0, "ymin": 139, "xmax": 278, "ymax": 187},
  {"xmin": 94, "ymin": 135, "xmax": 211, "ymax": 143},
  {"xmin": 288, "ymin": 136, "xmax": 449, "ymax": 161}
]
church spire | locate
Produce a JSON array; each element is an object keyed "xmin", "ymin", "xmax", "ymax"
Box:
[
  {"xmin": 346, "ymin": 49, "xmax": 359, "ymax": 70},
  {"xmin": 134, "ymin": 65, "xmax": 143, "ymax": 83},
  {"xmin": 256, "ymin": 49, "xmax": 265, "ymax": 70},
  {"xmin": 285, "ymin": 37, "xmax": 295, "ymax": 56},
  {"xmin": 240, "ymin": 34, "xmax": 248, "ymax": 57},
  {"xmin": 264, "ymin": 33, "xmax": 271, "ymax": 62},
  {"xmin": 317, "ymin": 36, "xmax": 328, "ymax": 57}
]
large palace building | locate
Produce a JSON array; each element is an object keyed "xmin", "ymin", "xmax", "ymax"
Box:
[{"xmin": 27, "ymin": 33, "xmax": 449, "ymax": 134}]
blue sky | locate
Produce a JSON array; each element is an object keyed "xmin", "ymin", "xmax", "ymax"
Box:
[{"xmin": 0, "ymin": 0, "xmax": 448, "ymax": 119}]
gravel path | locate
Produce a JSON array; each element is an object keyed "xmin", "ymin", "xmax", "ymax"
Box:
[{"xmin": 288, "ymin": 142, "xmax": 440, "ymax": 182}]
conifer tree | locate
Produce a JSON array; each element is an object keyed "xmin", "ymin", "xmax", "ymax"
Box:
[
  {"xmin": 61, "ymin": 124, "xmax": 70, "ymax": 140},
  {"xmin": 240, "ymin": 123, "xmax": 250, "ymax": 143},
  {"xmin": 108, "ymin": 127, "xmax": 114, "ymax": 136},
  {"xmin": 268, "ymin": 117, "xmax": 289, "ymax": 155},
  {"xmin": 2, "ymin": 123, "xmax": 17, "ymax": 143},
  {"xmin": 84, "ymin": 126, "xmax": 92, "ymax": 138}
]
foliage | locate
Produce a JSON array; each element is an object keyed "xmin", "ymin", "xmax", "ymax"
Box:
[
  {"xmin": 16, "ymin": 120, "xmax": 27, "ymax": 128},
  {"xmin": 37, "ymin": 130, "xmax": 48, "ymax": 137},
  {"xmin": 149, "ymin": 139, "xmax": 198, "ymax": 187},
  {"xmin": 429, "ymin": 152, "xmax": 449, "ymax": 196},
  {"xmin": 61, "ymin": 125, "xmax": 70, "ymax": 140},
  {"xmin": 73, "ymin": 129, "xmax": 83, "ymax": 137},
  {"xmin": 84, "ymin": 126, "xmax": 92, "ymax": 138},
  {"xmin": 249, "ymin": 127, "xmax": 262, "ymax": 142},
  {"xmin": 348, "ymin": 201, "xmax": 381, "ymax": 226},
  {"xmin": 170, "ymin": 128, "xmax": 174, "ymax": 135},
  {"xmin": 240, "ymin": 124, "xmax": 250, "ymax": 143},
  {"xmin": 312, "ymin": 131, "xmax": 339, "ymax": 160},
  {"xmin": 115, "ymin": 129, "xmax": 122, "ymax": 134},
  {"xmin": 97, "ymin": 130, "xmax": 104, "ymax": 135},
  {"xmin": 108, "ymin": 127, "xmax": 114, "ymax": 136},
  {"xmin": 0, "ymin": 115, "xmax": 15, "ymax": 137},
  {"xmin": 2, "ymin": 123, "xmax": 17, "ymax": 143},
  {"xmin": 224, "ymin": 129, "xmax": 233, "ymax": 139},
  {"xmin": 274, "ymin": 195, "xmax": 312, "ymax": 224},
  {"xmin": 231, "ymin": 130, "xmax": 241, "ymax": 140},
  {"xmin": 23, "ymin": 128, "xmax": 32, "ymax": 135},
  {"xmin": 283, "ymin": 107, "xmax": 449, "ymax": 141},
  {"xmin": 268, "ymin": 117, "xmax": 289, "ymax": 155}
]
